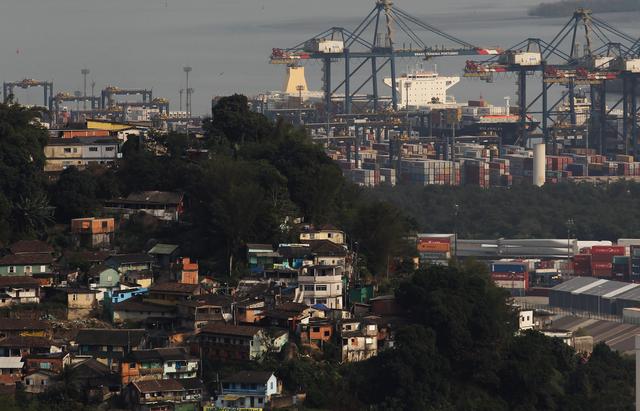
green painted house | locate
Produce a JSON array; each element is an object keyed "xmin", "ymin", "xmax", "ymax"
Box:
[
  {"xmin": 89, "ymin": 264, "xmax": 120, "ymax": 288},
  {"xmin": 0, "ymin": 254, "xmax": 54, "ymax": 276}
]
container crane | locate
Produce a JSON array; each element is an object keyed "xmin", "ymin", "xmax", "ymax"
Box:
[
  {"xmin": 3, "ymin": 79, "xmax": 53, "ymax": 111},
  {"xmin": 101, "ymin": 86, "xmax": 153, "ymax": 110},
  {"xmin": 270, "ymin": 0, "xmax": 502, "ymax": 116},
  {"xmin": 463, "ymin": 9, "xmax": 638, "ymax": 153}
]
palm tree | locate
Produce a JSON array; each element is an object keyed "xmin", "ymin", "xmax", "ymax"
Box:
[{"xmin": 12, "ymin": 192, "xmax": 54, "ymax": 238}]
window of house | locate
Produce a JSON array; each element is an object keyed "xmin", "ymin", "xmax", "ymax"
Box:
[
  {"xmin": 40, "ymin": 363, "xmax": 50, "ymax": 370},
  {"xmin": 345, "ymin": 325, "xmax": 352, "ymax": 331},
  {"xmin": 324, "ymin": 330, "xmax": 330, "ymax": 337},
  {"xmin": 24, "ymin": 266, "xmax": 32, "ymax": 274},
  {"xmin": 258, "ymin": 397, "xmax": 263, "ymax": 404},
  {"xmin": 351, "ymin": 338, "xmax": 357, "ymax": 346},
  {"xmin": 64, "ymin": 148, "xmax": 72, "ymax": 153},
  {"xmin": 312, "ymin": 327, "xmax": 320, "ymax": 333},
  {"xmin": 89, "ymin": 147, "xmax": 98, "ymax": 152},
  {"xmin": 130, "ymin": 363, "xmax": 136, "ymax": 369},
  {"xmin": 167, "ymin": 362, "xmax": 173, "ymax": 367},
  {"xmin": 105, "ymin": 147, "xmax": 115, "ymax": 152},
  {"xmin": 73, "ymin": 148, "xmax": 78, "ymax": 153},
  {"xmin": 316, "ymin": 299, "xmax": 327, "ymax": 304},
  {"xmin": 303, "ymin": 285, "xmax": 314, "ymax": 292},
  {"xmin": 102, "ymin": 221, "xmax": 108, "ymax": 229},
  {"xmin": 368, "ymin": 325, "xmax": 376, "ymax": 331},
  {"xmin": 270, "ymin": 382, "xmax": 274, "ymax": 390},
  {"xmin": 316, "ymin": 285, "xmax": 327, "ymax": 292},
  {"xmin": 72, "ymin": 294, "xmax": 77, "ymax": 301},
  {"xmin": 8, "ymin": 266, "xmax": 15, "ymax": 274},
  {"xmin": 328, "ymin": 233, "xmax": 332, "ymax": 238},
  {"xmin": 365, "ymin": 338, "xmax": 373, "ymax": 344},
  {"xmin": 40, "ymin": 266, "xmax": 46, "ymax": 273}
]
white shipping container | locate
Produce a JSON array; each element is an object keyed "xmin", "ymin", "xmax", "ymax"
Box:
[
  {"xmin": 591, "ymin": 56, "xmax": 615, "ymax": 69},
  {"xmin": 494, "ymin": 280, "xmax": 527, "ymax": 289},
  {"xmin": 508, "ymin": 52, "xmax": 542, "ymax": 66},
  {"xmin": 305, "ymin": 39, "xmax": 344, "ymax": 54},
  {"xmin": 624, "ymin": 59, "xmax": 640, "ymax": 73}
]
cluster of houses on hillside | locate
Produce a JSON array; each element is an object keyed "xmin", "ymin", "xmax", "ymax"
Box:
[{"xmin": 0, "ymin": 205, "xmax": 405, "ymax": 409}]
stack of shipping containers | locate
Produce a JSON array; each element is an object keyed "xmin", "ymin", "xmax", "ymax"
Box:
[
  {"xmin": 573, "ymin": 254, "xmax": 592, "ymax": 276},
  {"xmin": 490, "ymin": 261, "xmax": 529, "ymax": 295},
  {"xmin": 503, "ymin": 154, "xmax": 533, "ymax": 185},
  {"xmin": 400, "ymin": 159, "xmax": 460, "ymax": 186},
  {"xmin": 416, "ymin": 234, "xmax": 454, "ymax": 266},
  {"xmin": 489, "ymin": 158, "xmax": 512, "ymax": 187},
  {"xmin": 461, "ymin": 159, "xmax": 490, "ymax": 187},
  {"xmin": 612, "ymin": 255, "xmax": 630, "ymax": 281},
  {"xmin": 590, "ymin": 246, "xmax": 626, "ymax": 278},
  {"xmin": 631, "ymin": 245, "xmax": 640, "ymax": 282}
]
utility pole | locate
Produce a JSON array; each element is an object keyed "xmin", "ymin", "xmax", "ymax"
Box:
[
  {"xmin": 179, "ymin": 89, "xmax": 184, "ymax": 112},
  {"xmin": 454, "ymin": 206, "xmax": 459, "ymax": 259}
]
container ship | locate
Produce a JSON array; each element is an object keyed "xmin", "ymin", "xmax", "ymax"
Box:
[{"xmin": 383, "ymin": 69, "xmax": 460, "ymax": 108}]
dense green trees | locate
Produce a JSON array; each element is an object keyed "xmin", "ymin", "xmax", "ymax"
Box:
[
  {"xmin": 0, "ymin": 103, "xmax": 50, "ymax": 242},
  {"xmin": 369, "ymin": 182, "xmax": 640, "ymax": 241},
  {"xmin": 263, "ymin": 263, "xmax": 634, "ymax": 410}
]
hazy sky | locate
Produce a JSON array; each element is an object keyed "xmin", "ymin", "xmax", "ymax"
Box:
[{"xmin": 1, "ymin": 0, "xmax": 638, "ymax": 114}]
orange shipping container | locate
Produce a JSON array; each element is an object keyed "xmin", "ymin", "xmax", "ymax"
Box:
[{"xmin": 417, "ymin": 240, "xmax": 451, "ymax": 253}]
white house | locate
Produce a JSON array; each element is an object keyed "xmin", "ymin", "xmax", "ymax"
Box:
[
  {"xmin": 298, "ymin": 265, "xmax": 343, "ymax": 309},
  {"xmin": 518, "ymin": 309, "xmax": 534, "ymax": 331},
  {"xmin": 299, "ymin": 225, "xmax": 345, "ymax": 245}
]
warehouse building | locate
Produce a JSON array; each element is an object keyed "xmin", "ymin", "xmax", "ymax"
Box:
[{"xmin": 550, "ymin": 277, "xmax": 640, "ymax": 316}]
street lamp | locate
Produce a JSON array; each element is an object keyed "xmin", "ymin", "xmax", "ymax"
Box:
[
  {"xmin": 567, "ymin": 218, "xmax": 575, "ymax": 262},
  {"xmin": 296, "ymin": 85, "xmax": 304, "ymax": 125},
  {"xmin": 404, "ymin": 81, "xmax": 412, "ymax": 138}
]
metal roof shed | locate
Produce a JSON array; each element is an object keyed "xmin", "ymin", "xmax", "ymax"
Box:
[
  {"xmin": 549, "ymin": 277, "xmax": 600, "ymax": 310},
  {"xmin": 611, "ymin": 286, "xmax": 640, "ymax": 316}
]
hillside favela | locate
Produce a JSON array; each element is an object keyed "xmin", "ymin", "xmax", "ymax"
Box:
[{"xmin": 5, "ymin": 0, "xmax": 640, "ymax": 410}]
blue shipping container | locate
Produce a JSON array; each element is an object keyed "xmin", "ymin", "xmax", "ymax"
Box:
[{"xmin": 492, "ymin": 263, "xmax": 526, "ymax": 273}]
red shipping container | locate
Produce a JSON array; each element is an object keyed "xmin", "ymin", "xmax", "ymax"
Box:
[
  {"xmin": 591, "ymin": 246, "xmax": 625, "ymax": 255},
  {"xmin": 592, "ymin": 262, "xmax": 613, "ymax": 270}
]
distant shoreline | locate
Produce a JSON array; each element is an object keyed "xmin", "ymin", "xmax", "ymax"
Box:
[{"xmin": 528, "ymin": 0, "xmax": 640, "ymax": 17}]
